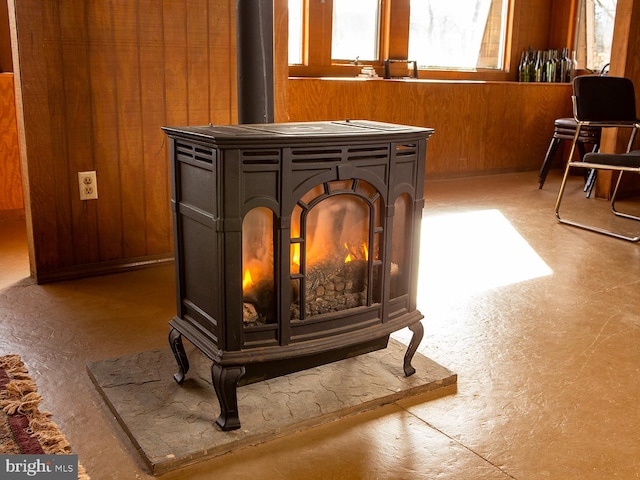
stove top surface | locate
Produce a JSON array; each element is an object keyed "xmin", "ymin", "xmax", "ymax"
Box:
[{"xmin": 162, "ymin": 120, "xmax": 433, "ymax": 145}]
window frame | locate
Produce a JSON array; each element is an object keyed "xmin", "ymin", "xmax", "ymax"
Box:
[
  {"xmin": 330, "ymin": 0, "xmax": 387, "ymax": 63},
  {"xmin": 573, "ymin": 0, "xmax": 617, "ymax": 73},
  {"xmin": 289, "ymin": 0, "xmax": 518, "ymax": 81}
]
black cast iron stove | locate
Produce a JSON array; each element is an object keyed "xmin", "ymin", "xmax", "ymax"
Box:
[{"xmin": 161, "ymin": 119, "xmax": 434, "ymax": 430}]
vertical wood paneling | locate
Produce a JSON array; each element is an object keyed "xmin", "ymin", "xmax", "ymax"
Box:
[
  {"xmin": 186, "ymin": 0, "xmax": 211, "ymax": 125},
  {"xmin": 87, "ymin": 0, "xmax": 124, "ymax": 262},
  {"xmin": 59, "ymin": 1, "xmax": 99, "ymax": 264},
  {"xmin": 288, "ymin": 78, "xmax": 572, "ymax": 176},
  {"xmin": 16, "ymin": 2, "xmax": 65, "ymax": 269},
  {"xmin": 387, "ymin": 0, "xmax": 410, "ymax": 60},
  {"xmin": 163, "ymin": 0, "xmax": 189, "ymax": 127},
  {"xmin": 9, "ymin": 0, "xmax": 248, "ymax": 281},
  {"xmin": 114, "ymin": 1, "xmax": 147, "ymax": 258},
  {"xmin": 549, "ymin": 0, "xmax": 578, "ymax": 49},
  {"xmin": 482, "ymin": 84, "xmax": 521, "ymax": 170},
  {"xmin": 138, "ymin": 0, "xmax": 171, "ymax": 255},
  {"xmin": 511, "ymin": 0, "xmax": 554, "ymax": 62},
  {"xmin": 274, "ymin": 0, "xmax": 289, "ymax": 121},
  {"xmin": 8, "ymin": 0, "xmax": 565, "ymax": 281},
  {"xmin": 0, "ymin": 0, "xmax": 12, "ymax": 72},
  {"xmin": 44, "ymin": 3, "xmax": 75, "ymax": 268},
  {"xmin": 0, "ymin": 74, "xmax": 22, "ymax": 213},
  {"xmin": 209, "ymin": 0, "xmax": 235, "ymax": 124}
]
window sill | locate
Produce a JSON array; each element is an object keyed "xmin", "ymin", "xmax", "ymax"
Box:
[
  {"xmin": 289, "ymin": 76, "xmax": 572, "ymax": 86},
  {"xmin": 289, "ymin": 64, "xmax": 519, "ymax": 82}
]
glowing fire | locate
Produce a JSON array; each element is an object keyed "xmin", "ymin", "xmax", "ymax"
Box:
[
  {"xmin": 242, "ymin": 269, "xmax": 254, "ymax": 291},
  {"xmin": 292, "ymin": 243, "xmax": 300, "ymax": 267},
  {"xmin": 344, "ymin": 242, "xmax": 369, "ymax": 263},
  {"xmin": 344, "ymin": 243, "xmax": 353, "ymax": 263}
]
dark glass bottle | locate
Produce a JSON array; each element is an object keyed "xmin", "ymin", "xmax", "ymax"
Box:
[
  {"xmin": 518, "ymin": 50, "xmax": 526, "ymax": 82},
  {"xmin": 546, "ymin": 50, "xmax": 556, "ymax": 83},
  {"xmin": 534, "ymin": 51, "xmax": 544, "ymax": 82}
]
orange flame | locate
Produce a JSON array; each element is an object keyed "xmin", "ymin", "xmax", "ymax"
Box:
[
  {"xmin": 344, "ymin": 243, "xmax": 353, "ymax": 263},
  {"xmin": 242, "ymin": 269, "xmax": 254, "ymax": 291},
  {"xmin": 292, "ymin": 243, "xmax": 300, "ymax": 267},
  {"xmin": 344, "ymin": 242, "xmax": 369, "ymax": 263}
]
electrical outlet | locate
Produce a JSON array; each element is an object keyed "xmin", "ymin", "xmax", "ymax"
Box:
[{"xmin": 78, "ymin": 171, "xmax": 98, "ymax": 200}]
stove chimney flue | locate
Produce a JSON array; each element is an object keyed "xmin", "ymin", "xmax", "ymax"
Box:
[{"xmin": 236, "ymin": 0, "xmax": 275, "ymax": 124}]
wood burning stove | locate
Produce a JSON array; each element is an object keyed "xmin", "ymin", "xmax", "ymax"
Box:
[{"xmin": 162, "ymin": 120, "xmax": 434, "ymax": 430}]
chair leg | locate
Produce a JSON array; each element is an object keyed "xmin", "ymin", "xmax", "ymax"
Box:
[
  {"xmin": 610, "ymin": 172, "xmax": 640, "ymax": 221},
  {"xmin": 611, "ymin": 130, "xmax": 640, "ymax": 220},
  {"xmin": 539, "ymin": 137, "xmax": 561, "ymax": 189},
  {"xmin": 554, "ymin": 162, "xmax": 573, "ymax": 220},
  {"xmin": 555, "ymin": 165, "xmax": 640, "ymax": 242},
  {"xmin": 583, "ymin": 143, "xmax": 599, "ymax": 198},
  {"xmin": 584, "ymin": 169, "xmax": 597, "ymax": 197}
]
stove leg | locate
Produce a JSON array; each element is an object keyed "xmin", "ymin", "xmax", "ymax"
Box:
[
  {"xmin": 211, "ymin": 364, "xmax": 246, "ymax": 431},
  {"xmin": 169, "ymin": 328, "xmax": 190, "ymax": 384},
  {"xmin": 403, "ymin": 320, "xmax": 423, "ymax": 377}
]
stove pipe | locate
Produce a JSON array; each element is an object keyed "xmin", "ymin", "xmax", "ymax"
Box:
[{"xmin": 236, "ymin": 0, "xmax": 275, "ymax": 124}]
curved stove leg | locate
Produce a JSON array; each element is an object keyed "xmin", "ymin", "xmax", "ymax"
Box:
[
  {"xmin": 403, "ymin": 320, "xmax": 424, "ymax": 377},
  {"xmin": 168, "ymin": 327, "xmax": 190, "ymax": 384},
  {"xmin": 211, "ymin": 364, "xmax": 246, "ymax": 431}
]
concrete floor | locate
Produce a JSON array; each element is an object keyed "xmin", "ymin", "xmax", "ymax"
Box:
[{"xmin": 1, "ymin": 170, "xmax": 640, "ymax": 479}]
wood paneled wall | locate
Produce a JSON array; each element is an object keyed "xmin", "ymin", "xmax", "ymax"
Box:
[
  {"xmin": 8, "ymin": 0, "xmax": 287, "ymax": 282},
  {"xmin": 288, "ymin": 79, "xmax": 572, "ymax": 177},
  {"xmin": 5, "ymin": 0, "xmax": 575, "ymax": 282},
  {"xmin": 0, "ymin": 1, "xmax": 12, "ymax": 72},
  {"xmin": 0, "ymin": 74, "xmax": 21, "ymax": 215},
  {"xmin": 286, "ymin": 0, "xmax": 576, "ymax": 177}
]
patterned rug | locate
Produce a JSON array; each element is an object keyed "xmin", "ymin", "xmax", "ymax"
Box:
[{"xmin": 0, "ymin": 354, "xmax": 89, "ymax": 479}]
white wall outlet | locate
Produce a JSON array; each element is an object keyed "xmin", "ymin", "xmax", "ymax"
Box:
[{"xmin": 78, "ymin": 171, "xmax": 98, "ymax": 200}]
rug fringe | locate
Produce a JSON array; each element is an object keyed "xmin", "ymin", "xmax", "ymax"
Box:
[
  {"xmin": 4, "ymin": 378, "xmax": 39, "ymax": 397},
  {"xmin": 0, "ymin": 354, "xmax": 28, "ymax": 376},
  {"xmin": 29, "ymin": 411, "xmax": 72, "ymax": 453},
  {"xmin": 0, "ymin": 354, "xmax": 90, "ymax": 480}
]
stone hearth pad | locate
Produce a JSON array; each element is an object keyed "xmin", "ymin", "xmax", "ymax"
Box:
[{"xmin": 87, "ymin": 338, "xmax": 456, "ymax": 475}]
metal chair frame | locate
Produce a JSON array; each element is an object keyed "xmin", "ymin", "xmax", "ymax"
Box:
[
  {"xmin": 539, "ymin": 66, "xmax": 610, "ymax": 192},
  {"xmin": 538, "ymin": 117, "xmax": 600, "ymax": 191},
  {"xmin": 554, "ymin": 76, "xmax": 640, "ymax": 242}
]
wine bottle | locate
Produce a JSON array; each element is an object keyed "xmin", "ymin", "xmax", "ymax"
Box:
[
  {"xmin": 534, "ymin": 51, "xmax": 543, "ymax": 82},
  {"xmin": 546, "ymin": 50, "xmax": 556, "ymax": 83}
]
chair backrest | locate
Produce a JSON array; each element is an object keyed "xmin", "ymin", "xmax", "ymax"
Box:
[{"xmin": 572, "ymin": 75, "xmax": 637, "ymax": 122}]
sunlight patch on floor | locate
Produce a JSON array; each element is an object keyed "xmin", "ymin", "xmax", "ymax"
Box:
[{"xmin": 418, "ymin": 209, "xmax": 552, "ymax": 298}]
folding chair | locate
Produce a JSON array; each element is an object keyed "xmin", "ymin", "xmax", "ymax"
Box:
[{"xmin": 554, "ymin": 76, "xmax": 640, "ymax": 241}]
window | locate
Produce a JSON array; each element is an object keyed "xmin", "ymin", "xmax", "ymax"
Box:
[
  {"xmin": 331, "ymin": 0, "xmax": 381, "ymax": 61},
  {"xmin": 287, "ymin": 0, "xmax": 513, "ymax": 79},
  {"xmin": 574, "ymin": 0, "xmax": 617, "ymax": 72},
  {"xmin": 408, "ymin": 0, "xmax": 509, "ymax": 70},
  {"xmin": 288, "ymin": 0, "xmax": 304, "ymax": 65}
]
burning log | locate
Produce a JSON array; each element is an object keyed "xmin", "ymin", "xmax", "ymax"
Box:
[
  {"xmin": 243, "ymin": 278, "xmax": 276, "ymax": 325},
  {"xmin": 292, "ymin": 257, "xmax": 368, "ymax": 319}
]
